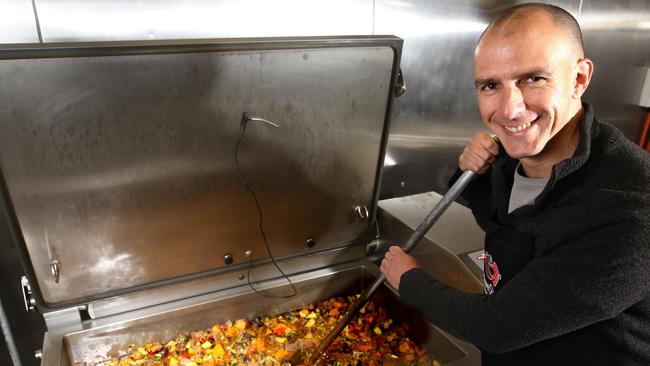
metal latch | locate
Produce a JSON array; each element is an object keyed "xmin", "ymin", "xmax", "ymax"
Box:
[
  {"xmin": 21, "ymin": 276, "xmax": 37, "ymax": 312},
  {"xmin": 393, "ymin": 68, "xmax": 406, "ymax": 97}
]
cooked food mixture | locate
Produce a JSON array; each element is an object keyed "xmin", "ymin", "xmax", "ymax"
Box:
[{"xmin": 100, "ymin": 295, "xmax": 438, "ymax": 366}]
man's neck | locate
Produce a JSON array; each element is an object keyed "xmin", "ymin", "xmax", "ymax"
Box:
[{"xmin": 520, "ymin": 108, "xmax": 583, "ymax": 178}]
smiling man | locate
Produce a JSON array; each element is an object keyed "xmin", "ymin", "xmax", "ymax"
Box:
[{"xmin": 381, "ymin": 3, "xmax": 650, "ymax": 365}]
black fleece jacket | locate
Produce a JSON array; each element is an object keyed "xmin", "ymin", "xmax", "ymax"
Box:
[{"xmin": 399, "ymin": 103, "xmax": 650, "ymax": 364}]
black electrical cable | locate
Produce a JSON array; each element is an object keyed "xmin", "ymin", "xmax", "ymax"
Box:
[{"xmin": 234, "ymin": 113, "xmax": 297, "ymax": 298}]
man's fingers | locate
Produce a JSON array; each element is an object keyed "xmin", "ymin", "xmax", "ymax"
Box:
[
  {"xmin": 478, "ymin": 133, "xmax": 500, "ymax": 156},
  {"xmin": 459, "ymin": 132, "xmax": 499, "ymax": 174},
  {"xmin": 460, "ymin": 151, "xmax": 490, "ymax": 174}
]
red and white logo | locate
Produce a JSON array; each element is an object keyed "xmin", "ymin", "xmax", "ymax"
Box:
[{"xmin": 477, "ymin": 251, "xmax": 501, "ymax": 294}]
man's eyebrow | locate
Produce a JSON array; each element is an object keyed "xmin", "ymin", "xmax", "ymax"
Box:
[
  {"xmin": 474, "ymin": 69, "xmax": 553, "ymax": 87},
  {"xmin": 474, "ymin": 78, "xmax": 496, "ymax": 87},
  {"xmin": 515, "ymin": 69, "xmax": 552, "ymax": 79}
]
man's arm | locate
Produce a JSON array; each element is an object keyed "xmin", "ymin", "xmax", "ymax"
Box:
[{"xmin": 398, "ymin": 200, "xmax": 650, "ymax": 353}]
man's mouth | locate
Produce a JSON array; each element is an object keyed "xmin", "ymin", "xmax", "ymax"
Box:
[{"xmin": 503, "ymin": 117, "xmax": 540, "ymax": 133}]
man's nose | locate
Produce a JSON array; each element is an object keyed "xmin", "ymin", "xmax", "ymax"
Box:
[{"xmin": 499, "ymin": 86, "xmax": 525, "ymax": 120}]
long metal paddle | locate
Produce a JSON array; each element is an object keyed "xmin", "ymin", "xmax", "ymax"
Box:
[{"xmin": 302, "ymin": 170, "xmax": 476, "ymax": 365}]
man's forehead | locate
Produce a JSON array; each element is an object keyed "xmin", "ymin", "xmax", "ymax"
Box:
[
  {"xmin": 475, "ymin": 25, "xmax": 571, "ymax": 69},
  {"xmin": 483, "ymin": 8, "xmax": 558, "ymax": 40},
  {"xmin": 475, "ymin": 10, "xmax": 575, "ymax": 60}
]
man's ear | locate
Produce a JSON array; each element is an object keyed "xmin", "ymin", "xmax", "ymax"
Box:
[{"xmin": 573, "ymin": 58, "xmax": 594, "ymax": 99}]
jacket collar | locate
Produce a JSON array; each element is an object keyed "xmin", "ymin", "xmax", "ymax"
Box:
[{"xmin": 550, "ymin": 102, "xmax": 597, "ymax": 184}]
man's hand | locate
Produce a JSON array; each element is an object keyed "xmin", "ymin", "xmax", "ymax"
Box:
[
  {"xmin": 459, "ymin": 132, "xmax": 499, "ymax": 174},
  {"xmin": 380, "ymin": 246, "xmax": 420, "ymax": 290}
]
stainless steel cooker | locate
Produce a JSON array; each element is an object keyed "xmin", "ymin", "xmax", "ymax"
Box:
[{"xmin": 0, "ymin": 36, "xmax": 480, "ymax": 365}]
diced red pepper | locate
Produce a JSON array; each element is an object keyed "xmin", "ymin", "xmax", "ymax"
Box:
[{"xmin": 273, "ymin": 326, "xmax": 286, "ymax": 336}]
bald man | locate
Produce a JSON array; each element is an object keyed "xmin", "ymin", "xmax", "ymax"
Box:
[{"xmin": 381, "ymin": 3, "xmax": 650, "ymax": 365}]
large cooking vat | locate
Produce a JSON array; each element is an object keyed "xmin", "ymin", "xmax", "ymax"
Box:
[
  {"xmin": 0, "ymin": 36, "xmax": 481, "ymax": 365},
  {"xmin": 58, "ymin": 264, "xmax": 471, "ymax": 365}
]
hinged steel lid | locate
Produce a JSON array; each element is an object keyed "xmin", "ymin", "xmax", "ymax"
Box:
[{"xmin": 0, "ymin": 36, "xmax": 402, "ymax": 309}]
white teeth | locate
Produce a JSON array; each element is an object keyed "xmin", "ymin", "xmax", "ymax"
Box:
[{"xmin": 505, "ymin": 121, "xmax": 532, "ymax": 133}]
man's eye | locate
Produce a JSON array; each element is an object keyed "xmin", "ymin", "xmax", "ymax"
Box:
[
  {"xmin": 525, "ymin": 76, "xmax": 544, "ymax": 83},
  {"xmin": 481, "ymin": 83, "xmax": 497, "ymax": 91}
]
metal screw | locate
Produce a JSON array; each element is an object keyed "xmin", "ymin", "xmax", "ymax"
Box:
[
  {"xmin": 34, "ymin": 350, "xmax": 42, "ymax": 360},
  {"xmin": 306, "ymin": 238, "xmax": 316, "ymax": 248},
  {"xmin": 238, "ymin": 274, "xmax": 245, "ymax": 281},
  {"xmin": 223, "ymin": 253, "xmax": 233, "ymax": 265}
]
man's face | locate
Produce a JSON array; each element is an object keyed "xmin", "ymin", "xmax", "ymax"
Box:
[{"xmin": 474, "ymin": 20, "xmax": 581, "ymax": 159}]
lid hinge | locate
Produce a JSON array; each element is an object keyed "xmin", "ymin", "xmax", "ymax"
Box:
[
  {"xmin": 393, "ymin": 68, "xmax": 406, "ymax": 97},
  {"xmin": 20, "ymin": 276, "xmax": 37, "ymax": 313}
]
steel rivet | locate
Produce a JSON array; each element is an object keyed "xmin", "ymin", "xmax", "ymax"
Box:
[{"xmin": 306, "ymin": 238, "xmax": 316, "ymax": 248}]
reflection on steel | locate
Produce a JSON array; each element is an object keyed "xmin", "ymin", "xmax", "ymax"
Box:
[
  {"xmin": 0, "ymin": 0, "xmax": 40, "ymax": 44},
  {"xmin": 50, "ymin": 260, "xmax": 61, "ymax": 284},
  {"xmin": 247, "ymin": 116, "xmax": 280, "ymax": 128},
  {"xmin": 0, "ymin": 293, "xmax": 22, "ymax": 366},
  {"xmin": 353, "ymin": 205, "xmax": 369, "ymax": 222},
  {"xmin": 580, "ymin": 0, "xmax": 650, "ymax": 139},
  {"xmin": 34, "ymin": 0, "xmax": 373, "ymax": 42},
  {"xmin": 0, "ymin": 37, "xmax": 401, "ymax": 308}
]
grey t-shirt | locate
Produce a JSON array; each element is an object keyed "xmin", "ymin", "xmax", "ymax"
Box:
[{"xmin": 508, "ymin": 164, "xmax": 549, "ymax": 214}]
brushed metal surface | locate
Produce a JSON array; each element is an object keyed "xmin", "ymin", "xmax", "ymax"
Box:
[
  {"xmin": 580, "ymin": 0, "xmax": 650, "ymax": 139},
  {"xmin": 0, "ymin": 38, "xmax": 399, "ymax": 307},
  {"xmin": 0, "ymin": 0, "xmax": 40, "ymax": 44},
  {"xmin": 377, "ymin": 193, "xmax": 484, "ymax": 294},
  {"xmin": 14, "ymin": 0, "xmax": 650, "ymax": 199},
  {"xmin": 34, "ymin": 0, "xmax": 373, "ymax": 42}
]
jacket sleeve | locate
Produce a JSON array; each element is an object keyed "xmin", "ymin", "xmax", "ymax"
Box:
[{"xmin": 399, "ymin": 190, "xmax": 650, "ymax": 353}]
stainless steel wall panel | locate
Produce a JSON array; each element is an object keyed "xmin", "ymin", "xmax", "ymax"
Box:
[
  {"xmin": 0, "ymin": 0, "xmax": 40, "ymax": 44},
  {"xmin": 34, "ymin": 0, "xmax": 373, "ymax": 42},
  {"xmin": 579, "ymin": 0, "xmax": 650, "ymax": 139},
  {"xmin": 0, "ymin": 39, "xmax": 400, "ymax": 307}
]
